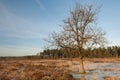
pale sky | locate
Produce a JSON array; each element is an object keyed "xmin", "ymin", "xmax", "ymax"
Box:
[{"xmin": 0, "ymin": 0, "xmax": 120, "ymax": 56}]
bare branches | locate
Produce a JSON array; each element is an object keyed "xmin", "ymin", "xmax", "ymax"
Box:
[{"xmin": 47, "ymin": 2, "xmax": 106, "ymax": 54}]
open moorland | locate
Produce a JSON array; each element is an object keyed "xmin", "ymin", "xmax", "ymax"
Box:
[{"xmin": 0, "ymin": 58, "xmax": 120, "ymax": 80}]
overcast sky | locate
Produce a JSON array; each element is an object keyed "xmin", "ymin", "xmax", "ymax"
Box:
[{"xmin": 0, "ymin": 0, "xmax": 120, "ymax": 56}]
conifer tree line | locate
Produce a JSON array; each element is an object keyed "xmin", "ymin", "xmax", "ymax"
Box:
[{"xmin": 38, "ymin": 46, "xmax": 120, "ymax": 58}]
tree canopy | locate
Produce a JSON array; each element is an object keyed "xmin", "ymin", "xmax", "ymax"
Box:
[{"xmin": 48, "ymin": 3, "xmax": 106, "ymax": 58}]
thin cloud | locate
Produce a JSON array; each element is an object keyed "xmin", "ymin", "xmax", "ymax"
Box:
[
  {"xmin": 35, "ymin": 0, "xmax": 47, "ymax": 11},
  {"xmin": 0, "ymin": 45, "xmax": 42, "ymax": 56},
  {"xmin": 0, "ymin": 3, "xmax": 46, "ymax": 39}
]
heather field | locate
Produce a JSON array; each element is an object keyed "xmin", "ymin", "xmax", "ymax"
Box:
[{"xmin": 0, "ymin": 58, "xmax": 120, "ymax": 80}]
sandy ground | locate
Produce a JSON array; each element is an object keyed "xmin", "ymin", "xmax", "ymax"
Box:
[{"xmin": 0, "ymin": 58, "xmax": 120, "ymax": 80}]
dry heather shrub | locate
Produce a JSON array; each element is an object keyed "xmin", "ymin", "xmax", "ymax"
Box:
[
  {"xmin": 0, "ymin": 74, "xmax": 10, "ymax": 80},
  {"xmin": 41, "ymin": 76, "xmax": 52, "ymax": 80},
  {"xmin": 32, "ymin": 72, "xmax": 43, "ymax": 79},
  {"xmin": 104, "ymin": 76, "xmax": 117, "ymax": 80},
  {"xmin": 0, "ymin": 60, "xmax": 75, "ymax": 80}
]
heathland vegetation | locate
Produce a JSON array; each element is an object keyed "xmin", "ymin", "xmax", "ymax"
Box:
[{"xmin": 0, "ymin": 1, "xmax": 120, "ymax": 80}]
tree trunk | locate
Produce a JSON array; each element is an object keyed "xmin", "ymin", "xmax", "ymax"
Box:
[
  {"xmin": 78, "ymin": 48, "xmax": 85, "ymax": 73},
  {"xmin": 79, "ymin": 58, "xmax": 85, "ymax": 74}
]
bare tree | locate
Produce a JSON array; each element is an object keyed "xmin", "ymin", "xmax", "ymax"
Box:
[{"xmin": 48, "ymin": 3, "xmax": 106, "ymax": 73}]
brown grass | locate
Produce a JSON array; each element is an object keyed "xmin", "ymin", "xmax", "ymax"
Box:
[
  {"xmin": 0, "ymin": 58, "xmax": 120, "ymax": 80},
  {"xmin": 0, "ymin": 59, "xmax": 74, "ymax": 80}
]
